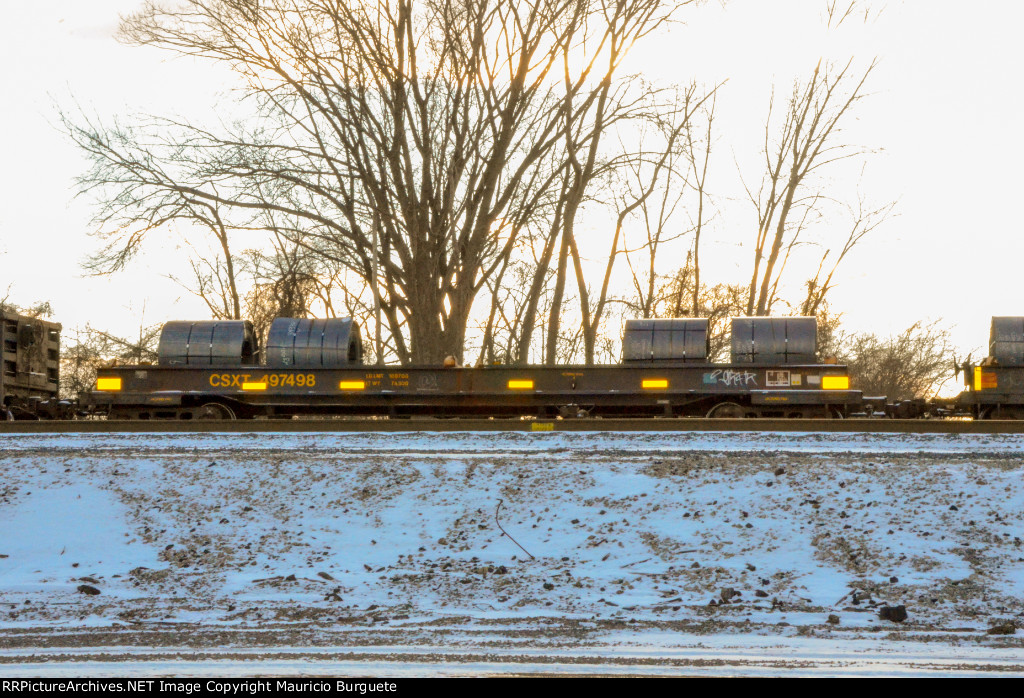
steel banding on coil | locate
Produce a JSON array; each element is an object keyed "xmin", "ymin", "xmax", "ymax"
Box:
[
  {"xmin": 265, "ymin": 317, "xmax": 363, "ymax": 368},
  {"xmin": 157, "ymin": 321, "xmax": 256, "ymax": 366},
  {"xmin": 731, "ymin": 317, "xmax": 817, "ymax": 365}
]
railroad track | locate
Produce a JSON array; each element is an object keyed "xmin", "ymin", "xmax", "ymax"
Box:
[{"xmin": 2, "ymin": 417, "xmax": 1024, "ymax": 434}]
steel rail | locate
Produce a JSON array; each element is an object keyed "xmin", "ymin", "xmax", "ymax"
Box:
[{"xmin": 2, "ymin": 418, "xmax": 1024, "ymax": 434}]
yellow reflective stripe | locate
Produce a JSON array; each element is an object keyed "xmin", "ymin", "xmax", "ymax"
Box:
[
  {"xmin": 642, "ymin": 379, "xmax": 669, "ymax": 389},
  {"xmin": 96, "ymin": 377, "xmax": 122, "ymax": 391},
  {"xmin": 242, "ymin": 382, "xmax": 267, "ymax": 391},
  {"xmin": 974, "ymin": 367, "xmax": 997, "ymax": 390},
  {"xmin": 821, "ymin": 375, "xmax": 850, "ymax": 390},
  {"xmin": 507, "ymin": 379, "xmax": 534, "ymax": 390},
  {"xmin": 339, "ymin": 380, "xmax": 366, "ymax": 390}
]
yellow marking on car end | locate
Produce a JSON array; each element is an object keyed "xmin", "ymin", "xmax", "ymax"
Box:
[{"xmin": 821, "ymin": 375, "xmax": 850, "ymax": 390}]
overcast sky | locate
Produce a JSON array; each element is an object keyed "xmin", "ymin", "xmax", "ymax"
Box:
[{"xmin": 2, "ymin": 0, "xmax": 1022, "ymax": 361}]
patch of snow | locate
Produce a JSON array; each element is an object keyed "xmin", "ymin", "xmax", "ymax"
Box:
[
  {"xmin": 0, "ymin": 484, "xmax": 161, "ymax": 598},
  {"xmin": 2, "ymin": 431, "xmax": 1023, "ymax": 675}
]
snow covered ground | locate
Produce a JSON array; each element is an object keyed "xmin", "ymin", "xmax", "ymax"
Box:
[{"xmin": 1, "ymin": 431, "xmax": 1023, "ymax": 676}]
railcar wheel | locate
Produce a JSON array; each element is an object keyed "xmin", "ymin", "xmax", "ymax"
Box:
[
  {"xmin": 195, "ymin": 403, "xmax": 236, "ymax": 420},
  {"xmin": 706, "ymin": 402, "xmax": 747, "ymax": 419}
]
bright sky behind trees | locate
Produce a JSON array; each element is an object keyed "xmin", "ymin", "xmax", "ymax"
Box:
[{"xmin": 2, "ymin": 0, "xmax": 1022, "ymax": 358}]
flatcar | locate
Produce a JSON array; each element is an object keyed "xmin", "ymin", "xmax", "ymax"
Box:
[
  {"xmin": 83, "ymin": 316, "xmax": 862, "ymax": 420},
  {"xmin": 1, "ymin": 310, "xmax": 69, "ymax": 419}
]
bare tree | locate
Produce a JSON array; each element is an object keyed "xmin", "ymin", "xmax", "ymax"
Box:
[
  {"xmin": 68, "ymin": 0, "xmax": 694, "ymax": 366},
  {"xmin": 743, "ymin": 57, "xmax": 878, "ymax": 316},
  {"xmin": 60, "ymin": 323, "xmax": 161, "ymax": 399},
  {"xmin": 684, "ymin": 90, "xmax": 716, "ymax": 315},
  {"xmin": 533, "ymin": 27, "xmax": 702, "ymax": 364},
  {"xmin": 524, "ymin": 79, "xmax": 714, "ymax": 365},
  {"xmin": 575, "ymin": 85, "xmax": 711, "ymax": 364},
  {"xmin": 841, "ymin": 320, "xmax": 954, "ymax": 400},
  {"xmin": 59, "ymin": 330, "xmax": 103, "ymax": 400},
  {"xmin": 654, "ymin": 265, "xmax": 746, "ymax": 360},
  {"xmin": 812, "ymin": 302, "xmax": 845, "ymax": 360},
  {"xmin": 799, "ymin": 190, "xmax": 896, "ymax": 316},
  {"xmin": 824, "ymin": 0, "xmax": 886, "ymax": 29},
  {"xmin": 242, "ymin": 242, "xmax": 319, "ymax": 349},
  {"xmin": 0, "ymin": 297, "xmax": 55, "ymax": 319},
  {"xmin": 62, "ymin": 114, "xmax": 244, "ymax": 319},
  {"xmin": 615, "ymin": 84, "xmax": 720, "ymax": 323}
]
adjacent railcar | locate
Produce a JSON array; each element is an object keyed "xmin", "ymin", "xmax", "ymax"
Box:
[
  {"xmin": 85, "ymin": 316, "xmax": 862, "ymax": 420},
  {"xmin": 957, "ymin": 317, "xmax": 1024, "ymax": 419},
  {"xmin": 1, "ymin": 310, "xmax": 68, "ymax": 419}
]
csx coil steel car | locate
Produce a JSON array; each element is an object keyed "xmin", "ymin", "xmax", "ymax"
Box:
[{"xmin": 86, "ymin": 316, "xmax": 863, "ymax": 420}]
